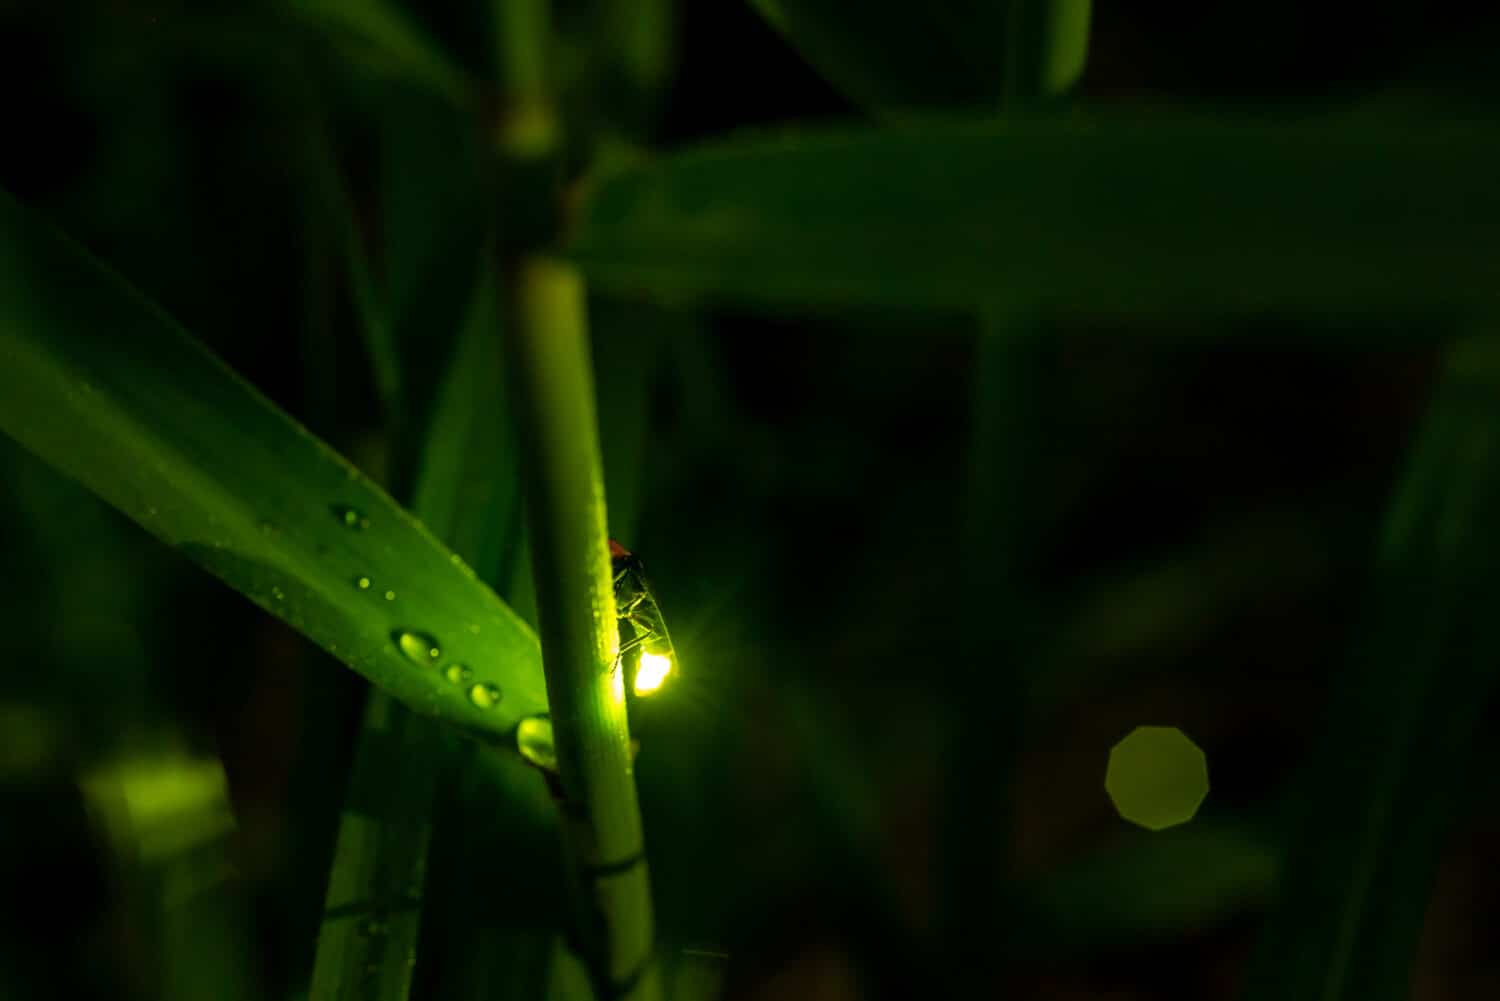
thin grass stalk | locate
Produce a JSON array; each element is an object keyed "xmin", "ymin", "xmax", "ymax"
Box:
[
  {"xmin": 309, "ymin": 695, "xmax": 440, "ymax": 1001},
  {"xmin": 305, "ymin": 123, "xmax": 401, "ymax": 423},
  {"xmin": 504, "ymin": 258, "xmax": 661, "ymax": 1001},
  {"xmin": 940, "ymin": 4, "xmax": 1090, "ymax": 987}
]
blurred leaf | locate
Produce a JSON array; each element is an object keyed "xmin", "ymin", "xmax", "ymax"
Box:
[
  {"xmin": 1017, "ymin": 820, "xmax": 1278, "ymax": 952},
  {"xmin": 1240, "ymin": 335, "xmax": 1500, "ymax": 1001},
  {"xmin": 748, "ymin": 0, "xmax": 997, "ymax": 110},
  {"xmin": 749, "ymin": 0, "xmax": 1089, "ymax": 112},
  {"xmin": 290, "ymin": 0, "xmax": 473, "ymax": 105},
  {"xmin": 377, "ymin": 90, "xmax": 494, "ymax": 492},
  {"xmin": 81, "ymin": 745, "xmax": 259, "ymax": 1001},
  {"xmin": 410, "ymin": 272, "xmax": 526, "ymax": 589},
  {"xmin": 306, "ymin": 125, "xmax": 399, "ymax": 419},
  {"xmin": 571, "ymin": 116, "xmax": 1500, "ymax": 313},
  {"xmin": 1032, "ymin": 507, "xmax": 1340, "ymax": 711},
  {"xmin": 0, "ymin": 187, "xmax": 544, "ymax": 741},
  {"xmin": 556, "ymin": 0, "xmax": 675, "ymax": 142},
  {"xmin": 591, "ymin": 298, "xmax": 676, "ymax": 539},
  {"xmin": 599, "ymin": 0, "xmax": 675, "ymax": 98},
  {"xmin": 308, "ymin": 691, "xmax": 439, "ymax": 1001}
]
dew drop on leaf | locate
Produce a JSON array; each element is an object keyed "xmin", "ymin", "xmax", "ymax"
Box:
[
  {"xmin": 444, "ymin": 664, "xmax": 473, "ymax": 685},
  {"xmin": 394, "ymin": 630, "xmax": 441, "ymax": 666},
  {"xmin": 516, "ymin": 715, "xmax": 556, "ymax": 770},
  {"xmin": 271, "ymin": 586, "xmax": 285, "ymax": 601},
  {"xmin": 355, "ymin": 575, "xmax": 372, "ymax": 590},
  {"xmin": 384, "ymin": 590, "xmax": 396, "ymax": 602},
  {"xmin": 468, "ymin": 682, "xmax": 502, "ymax": 709}
]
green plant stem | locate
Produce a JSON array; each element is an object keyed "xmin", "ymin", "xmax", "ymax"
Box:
[
  {"xmin": 940, "ymin": 5, "xmax": 1089, "ymax": 987},
  {"xmin": 494, "ymin": 0, "xmax": 557, "ymax": 157},
  {"xmin": 504, "ymin": 257, "xmax": 661, "ymax": 1001}
]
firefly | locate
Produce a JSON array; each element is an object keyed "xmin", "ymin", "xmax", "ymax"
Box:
[{"xmin": 610, "ymin": 539, "xmax": 676, "ymax": 697}]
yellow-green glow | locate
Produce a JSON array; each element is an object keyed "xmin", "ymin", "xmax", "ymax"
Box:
[
  {"xmin": 634, "ymin": 651, "xmax": 672, "ymax": 695},
  {"xmin": 611, "ymin": 659, "xmax": 627, "ymax": 704},
  {"xmin": 1105, "ymin": 725, "xmax": 1210, "ymax": 832}
]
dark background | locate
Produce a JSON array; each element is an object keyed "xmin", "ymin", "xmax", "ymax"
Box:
[{"xmin": 2, "ymin": 2, "xmax": 1499, "ymax": 999}]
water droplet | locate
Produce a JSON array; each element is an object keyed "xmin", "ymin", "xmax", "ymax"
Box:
[
  {"xmin": 516, "ymin": 715, "xmax": 556, "ymax": 770},
  {"xmin": 271, "ymin": 586, "xmax": 285, "ymax": 601},
  {"xmin": 384, "ymin": 590, "xmax": 396, "ymax": 602},
  {"xmin": 444, "ymin": 664, "xmax": 473, "ymax": 685},
  {"xmin": 394, "ymin": 630, "xmax": 441, "ymax": 666},
  {"xmin": 334, "ymin": 505, "xmax": 370, "ymax": 530},
  {"xmin": 355, "ymin": 576, "xmax": 372, "ymax": 590},
  {"xmin": 468, "ymin": 682, "xmax": 502, "ymax": 709}
]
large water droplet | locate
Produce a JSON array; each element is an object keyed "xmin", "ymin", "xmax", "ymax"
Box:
[
  {"xmin": 468, "ymin": 682, "xmax": 502, "ymax": 709},
  {"xmin": 444, "ymin": 664, "xmax": 473, "ymax": 685},
  {"xmin": 355, "ymin": 575, "xmax": 372, "ymax": 590},
  {"xmin": 394, "ymin": 630, "xmax": 441, "ymax": 667},
  {"xmin": 334, "ymin": 505, "xmax": 370, "ymax": 530},
  {"xmin": 516, "ymin": 715, "xmax": 556, "ymax": 770}
]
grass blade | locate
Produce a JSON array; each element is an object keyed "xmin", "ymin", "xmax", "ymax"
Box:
[
  {"xmin": 750, "ymin": 0, "xmax": 1087, "ymax": 112},
  {"xmin": 307, "ymin": 127, "xmax": 401, "ymax": 422},
  {"xmin": 1239, "ymin": 334, "xmax": 1500, "ymax": 1001},
  {"xmin": 0, "ymin": 187, "xmax": 545, "ymax": 741},
  {"xmin": 309, "ymin": 273, "xmax": 520, "ymax": 1000},
  {"xmin": 1014, "ymin": 820, "xmax": 1278, "ymax": 954},
  {"xmin": 747, "ymin": 0, "xmax": 1010, "ymax": 112},
  {"xmin": 309, "ymin": 692, "xmax": 439, "ymax": 1001},
  {"xmin": 570, "ymin": 117, "xmax": 1500, "ymax": 313},
  {"xmin": 290, "ymin": 0, "xmax": 474, "ymax": 106}
]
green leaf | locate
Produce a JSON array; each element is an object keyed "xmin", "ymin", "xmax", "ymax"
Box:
[
  {"xmin": 308, "ymin": 272, "xmax": 522, "ymax": 1001},
  {"xmin": 308, "ymin": 691, "xmax": 441, "ymax": 1001},
  {"xmin": 570, "ymin": 116, "xmax": 1500, "ymax": 313},
  {"xmin": 290, "ymin": 0, "xmax": 473, "ymax": 106},
  {"xmin": 750, "ymin": 0, "xmax": 1089, "ymax": 112},
  {"xmin": 411, "ymin": 274, "xmax": 527, "ymax": 591},
  {"xmin": 1017, "ymin": 821, "xmax": 1278, "ymax": 953},
  {"xmin": 306, "ymin": 124, "xmax": 400, "ymax": 419},
  {"xmin": 1239, "ymin": 335, "xmax": 1500, "ymax": 1001},
  {"xmin": 591, "ymin": 298, "xmax": 677, "ymax": 540},
  {"xmin": 0, "ymin": 186, "xmax": 544, "ymax": 741}
]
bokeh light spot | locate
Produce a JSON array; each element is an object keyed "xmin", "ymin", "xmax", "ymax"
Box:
[{"xmin": 1105, "ymin": 725, "xmax": 1209, "ymax": 831}]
